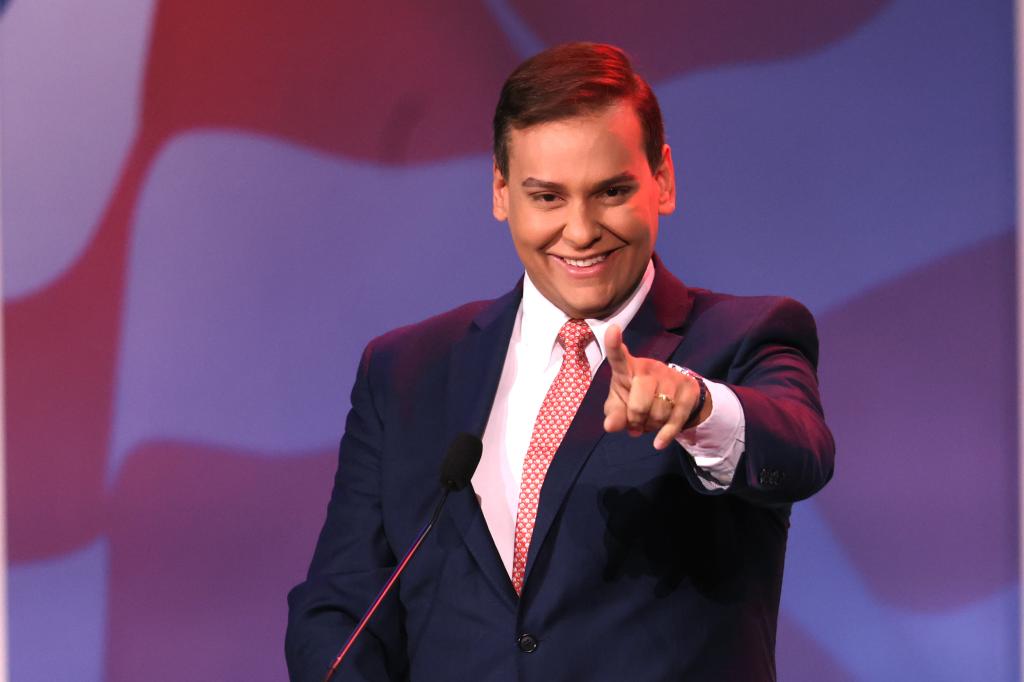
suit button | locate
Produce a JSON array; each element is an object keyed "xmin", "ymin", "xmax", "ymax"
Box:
[
  {"xmin": 517, "ymin": 633, "xmax": 538, "ymax": 653},
  {"xmin": 758, "ymin": 468, "xmax": 783, "ymax": 488}
]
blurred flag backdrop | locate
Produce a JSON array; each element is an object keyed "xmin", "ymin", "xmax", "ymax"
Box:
[{"xmin": 0, "ymin": 1, "xmax": 1019, "ymax": 680}]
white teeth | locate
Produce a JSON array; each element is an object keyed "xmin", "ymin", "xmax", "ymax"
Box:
[{"xmin": 562, "ymin": 254, "xmax": 607, "ymax": 267}]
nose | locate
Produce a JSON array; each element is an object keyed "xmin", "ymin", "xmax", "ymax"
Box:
[{"xmin": 561, "ymin": 200, "xmax": 602, "ymax": 249}]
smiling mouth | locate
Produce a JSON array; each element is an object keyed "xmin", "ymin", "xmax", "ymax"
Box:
[{"xmin": 556, "ymin": 253, "xmax": 610, "ymax": 267}]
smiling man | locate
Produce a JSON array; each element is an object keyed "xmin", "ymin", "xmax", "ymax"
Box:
[
  {"xmin": 287, "ymin": 43, "xmax": 834, "ymax": 681},
  {"xmin": 494, "ymin": 101, "xmax": 671, "ymax": 322}
]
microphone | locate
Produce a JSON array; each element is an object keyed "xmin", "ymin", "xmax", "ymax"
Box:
[{"xmin": 322, "ymin": 434, "xmax": 483, "ymax": 682}]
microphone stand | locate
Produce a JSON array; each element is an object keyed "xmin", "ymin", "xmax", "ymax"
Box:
[{"xmin": 321, "ymin": 490, "xmax": 451, "ymax": 682}]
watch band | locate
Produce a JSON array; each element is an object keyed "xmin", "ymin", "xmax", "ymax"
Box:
[{"xmin": 668, "ymin": 364, "xmax": 707, "ymax": 428}]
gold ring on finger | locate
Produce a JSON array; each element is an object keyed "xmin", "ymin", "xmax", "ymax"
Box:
[{"xmin": 655, "ymin": 392, "xmax": 674, "ymax": 406}]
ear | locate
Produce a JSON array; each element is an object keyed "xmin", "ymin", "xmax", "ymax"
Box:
[
  {"xmin": 492, "ymin": 159, "xmax": 509, "ymax": 221},
  {"xmin": 655, "ymin": 144, "xmax": 676, "ymax": 216}
]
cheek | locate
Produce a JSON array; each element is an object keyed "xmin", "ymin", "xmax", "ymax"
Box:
[
  {"xmin": 509, "ymin": 208, "xmax": 562, "ymax": 249},
  {"xmin": 607, "ymin": 203, "xmax": 656, "ymax": 242}
]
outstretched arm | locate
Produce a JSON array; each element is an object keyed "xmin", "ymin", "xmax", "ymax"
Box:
[
  {"xmin": 720, "ymin": 297, "xmax": 834, "ymax": 505},
  {"xmin": 602, "ymin": 296, "xmax": 834, "ymax": 505}
]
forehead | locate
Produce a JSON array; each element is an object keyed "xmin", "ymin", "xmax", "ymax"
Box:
[{"xmin": 505, "ymin": 103, "xmax": 648, "ymax": 180}]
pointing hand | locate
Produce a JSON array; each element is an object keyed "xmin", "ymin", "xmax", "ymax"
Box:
[{"xmin": 602, "ymin": 324, "xmax": 711, "ymax": 449}]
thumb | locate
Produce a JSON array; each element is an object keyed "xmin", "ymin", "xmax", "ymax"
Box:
[{"xmin": 604, "ymin": 324, "xmax": 633, "ymax": 379}]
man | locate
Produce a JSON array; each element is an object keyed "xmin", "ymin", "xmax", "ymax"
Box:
[{"xmin": 287, "ymin": 42, "xmax": 834, "ymax": 681}]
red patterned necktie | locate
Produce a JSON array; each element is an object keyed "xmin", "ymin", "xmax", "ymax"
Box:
[{"xmin": 511, "ymin": 318, "xmax": 594, "ymax": 595}]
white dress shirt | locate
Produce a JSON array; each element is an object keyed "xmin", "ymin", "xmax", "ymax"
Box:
[{"xmin": 473, "ymin": 260, "xmax": 745, "ymax": 577}]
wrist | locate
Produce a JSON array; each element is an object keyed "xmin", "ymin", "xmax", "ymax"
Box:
[{"xmin": 668, "ymin": 364, "xmax": 711, "ymax": 429}]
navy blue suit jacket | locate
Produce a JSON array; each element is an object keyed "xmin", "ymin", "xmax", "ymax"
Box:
[{"xmin": 286, "ymin": 259, "xmax": 834, "ymax": 681}]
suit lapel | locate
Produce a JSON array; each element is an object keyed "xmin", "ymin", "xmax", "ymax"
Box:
[
  {"xmin": 522, "ymin": 258, "xmax": 694, "ymax": 590},
  {"xmin": 443, "ymin": 283, "xmax": 522, "ymax": 607}
]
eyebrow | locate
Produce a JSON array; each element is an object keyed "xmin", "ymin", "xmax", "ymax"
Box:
[
  {"xmin": 521, "ymin": 172, "xmax": 638, "ymax": 193},
  {"xmin": 521, "ymin": 177, "xmax": 566, "ymax": 191}
]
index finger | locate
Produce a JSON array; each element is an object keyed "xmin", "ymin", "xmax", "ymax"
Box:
[{"xmin": 604, "ymin": 324, "xmax": 633, "ymax": 379}]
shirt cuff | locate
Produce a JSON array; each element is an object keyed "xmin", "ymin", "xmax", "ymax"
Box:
[{"xmin": 675, "ymin": 380, "xmax": 745, "ymax": 490}]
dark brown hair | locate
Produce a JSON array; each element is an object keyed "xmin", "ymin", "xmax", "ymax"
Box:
[{"xmin": 492, "ymin": 42, "xmax": 665, "ymax": 179}]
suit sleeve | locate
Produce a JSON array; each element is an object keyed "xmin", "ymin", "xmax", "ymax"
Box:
[
  {"xmin": 682, "ymin": 297, "xmax": 835, "ymax": 505},
  {"xmin": 285, "ymin": 341, "xmax": 407, "ymax": 681}
]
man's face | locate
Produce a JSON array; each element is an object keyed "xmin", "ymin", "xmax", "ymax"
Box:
[{"xmin": 493, "ymin": 102, "xmax": 675, "ymax": 320}]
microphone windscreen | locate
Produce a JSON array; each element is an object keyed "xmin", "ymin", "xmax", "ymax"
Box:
[{"xmin": 439, "ymin": 433, "xmax": 483, "ymax": 491}]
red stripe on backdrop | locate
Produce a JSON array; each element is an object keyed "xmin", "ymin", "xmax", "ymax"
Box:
[
  {"xmin": 4, "ymin": 136, "xmax": 158, "ymax": 561},
  {"xmin": 815, "ymin": 232, "xmax": 1018, "ymax": 610},
  {"xmin": 139, "ymin": 0, "xmax": 521, "ymax": 163},
  {"xmin": 103, "ymin": 441, "xmax": 335, "ymax": 681}
]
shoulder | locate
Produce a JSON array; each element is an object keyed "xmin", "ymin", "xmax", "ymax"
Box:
[
  {"xmin": 650, "ymin": 257, "xmax": 815, "ymax": 337},
  {"xmin": 362, "ymin": 286, "xmax": 518, "ymax": 369},
  {"xmin": 677, "ymin": 288, "xmax": 820, "ymax": 366},
  {"xmin": 371, "ymin": 299, "xmax": 490, "ymax": 352},
  {"xmin": 686, "ymin": 289, "xmax": 817, "ymax": 333}
]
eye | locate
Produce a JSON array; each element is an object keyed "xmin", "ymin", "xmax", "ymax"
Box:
[
  {"xmin": 601, "ymin": 185, "xmax": 633, "ymax": 201},
  {"xmin": 531, "ymin": 192, "xmax": 561, "ymax": 204}
]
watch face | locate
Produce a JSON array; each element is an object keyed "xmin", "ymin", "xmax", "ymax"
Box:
[{"xmin": 668, "ymin": 363, "xmax": 698, "ymax": 378}]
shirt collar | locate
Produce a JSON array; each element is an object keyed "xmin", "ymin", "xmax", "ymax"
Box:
[{"xmin": 520, "ymin": 259, "xmax": 656, "ymax": 365}]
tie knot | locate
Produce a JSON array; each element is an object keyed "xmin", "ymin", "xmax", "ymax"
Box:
[{"xmin": 557, "ymin": 319, "xmax": 594, "ymax": 354}]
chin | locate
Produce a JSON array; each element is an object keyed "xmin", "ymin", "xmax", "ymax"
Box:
[{"xmin": 567, "ymin": 299, "xmax": 615, "ymax": 320}]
